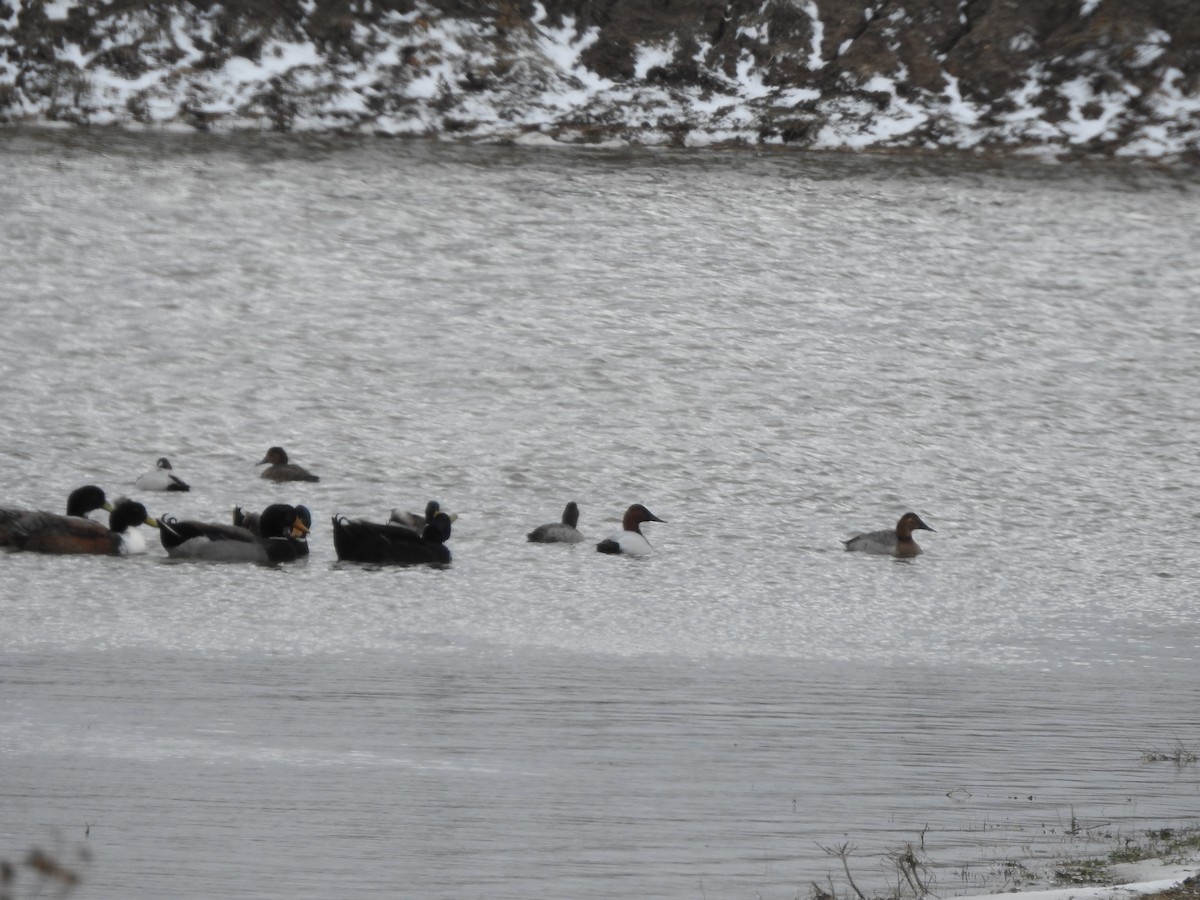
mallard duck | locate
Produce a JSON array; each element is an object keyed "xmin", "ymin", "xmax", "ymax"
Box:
[
  {"xmin": 159, "ymin": 503, "xmax": 310, "ymax": 563},
  {"xmin": 1, "ymin": 485, "xmax": 114, "ymax": 548},
  {"xmin": 233, "ymin": 503, "xmax": 312, "ymax": 556},
  {"xmin": 843, "ymin": 512, "xmax": 935, "ymax": 558},
  {"xmin": 527, "ymin": 501, "xmax": 584, "ymax": 543},
  {"xmin": 332, "ymin": 508, "xmax": 452, "ymax": 565},
  {"xmin": 134, "ymin": 457, "xmax": 191, "ymax": 492},
  {"xmin": 596, "ymin": 504, "xmax": 666, "ymax": 556},
  {"xmin": 11, "ymin": 498, "xmax": 158, "ymax": 556},
  {"xmin": 257, "ymin": 447, "xmax": 319, "ymax": 482}
]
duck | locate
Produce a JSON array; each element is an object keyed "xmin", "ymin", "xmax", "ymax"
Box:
[
  {"xmin": 596, "ymin": 504, "xmax": 665, "ymax": 556},
  {"xmin": 388, "ymin": 500, "xmax": 456, "ymax": 533},
  {"xmin": 258, "ymin": 446, "xmax": 319, "ymax": 483},
  {"xmin": 11, "ymin": 498, "xmax": 159, "ymax": 556},
  {"xmin": 332, "ymin": 508, "xmax": 452, "ymax": 565},
  {"xmin": 527, "ymin": 501, "xmax": 584, "ymax": 544},
  {"xmin": 159, "ymin": 503, "xmax": 310, "ymax": 563},
  {"xmin": 843, "ymin": 511, "xmax": 935, "ymax": 558},
  {"xmin": 134, "ymin": 457, "xmax": 191, "ymax": 492},
  {"xmin": 233, "ymin": 503, "xmax": 312, "ymax": 556},
  {"xmin": 0, "ymin": 485, "xmax": 114, "ymax": 548}
]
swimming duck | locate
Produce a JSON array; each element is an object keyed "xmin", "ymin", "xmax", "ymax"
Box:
[
  {"xmin": 527, "ymin": 501, "xmax": 584, "ymax": 544},
  {"xmin": 0, "ymin": 485, "xmax": 114, "ymax": 548},
  {"xmin": 233, "ymin": 503, "xmax": 312, "ymax": 556},
  {"xmin": 388, "ymin": 500, "xmax": 456, "ymax": 533},
  {"xmin": 134, "ymin": 457, "xmax": 191, "ymax": 492},
  {"xmin": 332, "ymin": 509, "xmax": 452, "ymax": 565},
  {"xmin": 258, "ymin": 446, "xmax": 320, "ymax": 483},
  {"xmin": 11, "ymin": 498, "xmax": 159, "ymax": 556},
  {"xmin": 596, "ymin": 504, "xmax": 665, "ymax": 556},
  {"xmin": 159, "ymin": 503, "xmax": 310, "ymax": 563},
  {"xmin": 843, "ymin": 512, "xmax": 935, "ymax": 558}
]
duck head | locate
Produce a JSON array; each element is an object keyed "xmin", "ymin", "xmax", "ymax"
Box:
[
  {"xmin": 67, "ymin": 485, "xmax": 114, "ymax": 517},
  {"xmin": 109, "ymin": 499, "xmax": 158, "ymax": 532}
]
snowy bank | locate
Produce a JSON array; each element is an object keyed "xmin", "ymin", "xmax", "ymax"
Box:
[{"xmin": 1, "ymin": 0, "xmax": 1198, "ymax": 162}]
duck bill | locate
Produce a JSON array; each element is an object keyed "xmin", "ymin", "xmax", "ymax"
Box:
[
  {"xmin": 143, "ymin": 516, "xmax": 160, "ymax": 529},
  {"xmin": 290, "ymin": 520, "xmax": 310, "ymax": 539}
]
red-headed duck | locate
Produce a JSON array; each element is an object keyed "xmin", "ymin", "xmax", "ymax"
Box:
[
  {"xmin": 843, "ymin": 512, "xmax": 935, "ymax": 558},
  {"xmin": 12, "ymin": 498, "xmax": 158, "ymax": 556},
  {"xmin": 528, "ymin": 501, "xmax": 583, "ymax": 544},
  {"xmin": 258, "ymin": 446, "xmax": 319, "ymax": 483},
  {"xmin": 159, "ymin": 504, "xmax": 309, "ymax": 563},
  {"xmin": 135, "ymin": 457, "xmax": 191, "ymax": 492},
  {"xmin": 332, "ymin": 507, "xmax": 452, "ymax": 566},
  {"xmin": 1, "ymin": 485, "xmax": 114, "ymax": 548},
  {"xmin": 596, "ymin": 504, "xmax": 665, "ymax": 556}
]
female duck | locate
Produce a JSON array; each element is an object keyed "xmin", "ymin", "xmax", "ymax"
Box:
[
  {"xmin": 596, "ymin": 504, "xmax": 665, "ymax": 556},
  {"xmin": 258, "ymin": 447, "xmax": 320, "ymax": 483},
  {"xmin": 333, "ymin": 508, "xmax": 452, "ymax": 565},
  {"xmin": 1, "ymin": 485, "xmax": 114, "ymax": 547},
  {"xmin": 527, "ymin": 501, "xmax": 584, "ymax": 544},
  {"xmin": 12, "ymin": 498, "xmax": 158, "ymax": 556},
  {"xmin": 389, "ymin": 500, "xmax": 455, "ymax": 533},
  {"xmin": 135, "ymin": 457, "xmax": 191, "ymax": 492},
  {"xmin": 843, "ymin": 512, "xmax": 935, "ymax": 558},
  {"xmin": 159, "ymin": 503, "xmax": 310, "ymax": 563}
]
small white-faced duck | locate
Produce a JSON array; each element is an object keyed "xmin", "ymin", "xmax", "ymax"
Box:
[
  {"xmin": 258, "ymin": 446, "xmax": 319, "ymax": 483},
  {"xmin": 527, "ymin": 501, "xmax": 584, "ymax": 544},
  {"xmin": 332, "ymin": 506, "xmax": 452, "ymax": 566},
  {"xmin": 843, "ymin": 511, "xmax": 935, "ymax": 558},
  {"xmin": 596, "ymin": 503, "xmax": 666, "ymax": 556},
  {"xmin": 159, "ymin": 503, "xmax": 310, "ymax": 563},
  {"xmin": 135, "ymin": 457, "xmax": 191, "ymax": 492},
  {"xmin": 11, "ymin": 497, "xmax": 159, "ymax": 556}
]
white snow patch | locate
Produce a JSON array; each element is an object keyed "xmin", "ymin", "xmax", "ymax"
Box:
[
  {"xmin": 634, "ymin": 42, "xmax": 676, "ymax": 80},
  {"xmin": 941, "ymin": 72, "xmax": 980, "ymax": 127},
  {"xmin": 42, "ymin": 0, "xmax": 77, "ymax": 21},
  {"xmin": 802, "ymin": 2, "xmax": 826, "ymax": 70},
  {"xmin": 1010, "ymin": 32, "xmax": 1035, "ymax": 52},
  {"xmin": 1080, "ymin": 0, "xmax": 1101, "ymax": 16},
  {"xmin": 1131, "ymin": 29, "xmax": 1170, "ymax": 67},
  {"xmin": 1058, "ymin": 76, "xmax": 1128, "ymax": 143}
]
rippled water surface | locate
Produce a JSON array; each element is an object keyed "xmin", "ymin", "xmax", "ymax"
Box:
[{"xmin": 2, "ymin": 129, "xmax": 1199, "ymax": 899}]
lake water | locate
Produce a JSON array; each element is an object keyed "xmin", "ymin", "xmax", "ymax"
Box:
[{"xmin": 1, "ymin": 128, "xmax": 1198, "ymax": 900}]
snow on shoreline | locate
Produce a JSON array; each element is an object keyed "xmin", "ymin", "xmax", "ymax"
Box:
[
  {"xmin": 973, "ymin": 856, "xmax": 1198, "ymax": 900},
  {"xmin": 2, "ymin": 1, "xmax": 1198, "ymax": 161}
]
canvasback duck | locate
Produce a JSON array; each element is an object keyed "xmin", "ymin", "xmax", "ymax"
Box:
[
  {"xmin": 258, "ymin": 446, "xmax": 320, "ymax": 483},
  {"xmin": 527, "ymin": 501, "xmax": 584, "ymax": 544},
  {"xmin": 11, "ymin": 498, "xmax": 159, "ymax": 556},
  {"xmin": 843, "ymin": 512, "xmax": 935, "ymax": 558},
  {"xmin": 159, "ymin": 503, "xmax": 310, "ymax": 563},
  {"xmin": 332, "ymin": 508, "xmax": 452, "ymax": 565},
  {"xmin": 596, "ymin": 504, "xmax": 665, "ymax": 556},
  {"xmin": 389, "ymin": 500, "xmax": 457, "ymax": 534},
  {"xmin": 1, "ymin": 485, "xmax": 114, "ymax": 547},
  {"xmin": 135, "ymin": 457, "xmax": 191, "ymax": 492}
]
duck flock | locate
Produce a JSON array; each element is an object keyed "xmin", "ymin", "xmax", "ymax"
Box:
[{"xmin": 0, "ymin": 446, "xmax": 935, "ymax": 565}]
